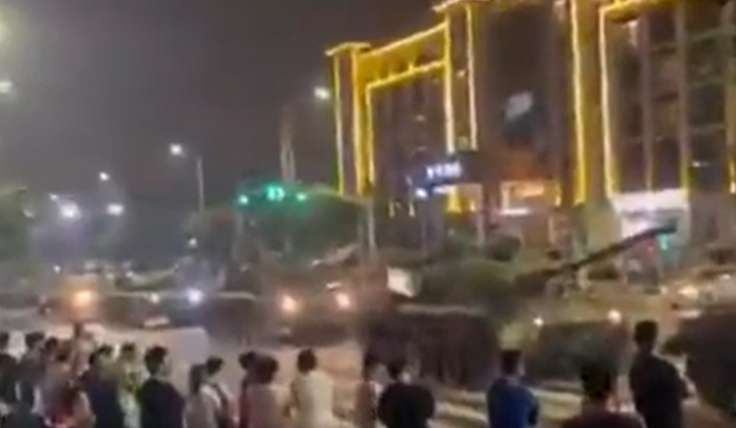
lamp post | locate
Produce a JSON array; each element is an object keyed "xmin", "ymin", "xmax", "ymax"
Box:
[
  {"xmin": 279, "ymin": 85, "xmax": 331, "ymax": 183},
  {"xmin": 169, "ymin": 143, "xmax": 205, "ymax": 213}
]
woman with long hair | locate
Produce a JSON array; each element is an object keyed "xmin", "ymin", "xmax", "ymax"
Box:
[{"xmin": 183, "ymin": 364, "xmax": 219, "ymax": 428}]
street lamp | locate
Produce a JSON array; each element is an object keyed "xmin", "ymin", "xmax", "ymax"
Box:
[
  {"xmin": 169, "ymin": 143, "xmax": 205, "ymax": 213},
  {"xmin": 0, "ymin": 79, "xmax": 14, "ymax": 95},
  {"xmin": 105, "ymin": 203, "xmax": 124, "ymax": 217},
  {"xmin": 98, "ymin": 171, "xmax": 110, "ymax": 182},
  {"xmin": 59, "ymin": 202, "xmax": 80, "ymax": 220},
  {"xmin": 280, "ymin": 85, "xmax": 331, "ymax": 182}
]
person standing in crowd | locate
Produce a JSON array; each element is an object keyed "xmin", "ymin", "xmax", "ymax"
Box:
[
  {"xmin": 184, "ymin": 364, "xmax": 219, "ymax": 428},
  {"xmin": 56, "ymin": 383, "xmax": 94, "ymax": 428},
  {"xmin": 71, "ymin": 323, "xmax": 96, "ymax": 376},
  {"xmin": 377, "ymin": 358, "xmax": 435, "ymax": 428},
  {"xmin": 485, "ymin": 350, "xmax": 538, "ymax": 428},
  {"xmin": 1, "ymin": 383, "xmax": 49, "ymax": 428},
  {"xmin": 237, "ymin": 352, "xmax": 257, "ymax": 428},
  {"xmin": 137, "ymin": 346, "xmax": 184, "ymax": 428},
  {"xmin": 628, "ymin": 320, "xmax": 687, "ymax": 428},
  {"xmin": 80, "ymin": 347, "xmax": 125, "ymax": 428},
  {"xmin": 562, "ymin": 362, "xmax": 643, "ymax": 428},
  {"xmin": 287, "ymin": 348, "xmax": 338, "ymax": 428},
  {"xmin": 40, "ymin": 343, "xmax": 74, "ymax": 421},
  {"xmin": 18, "ymin": 332, "xmax": 45, "ymax": 415},
  {"xmin": 0, "ymin": 331, "xmax": 18, "ymax": 407},
  {"xmin": 202, "ymin": 356, "xmax": 235, "ymax": 428},
  {"xmin": 116, "ymin": 343, "xmax": 142, "ymax": 428},
  {"xmin": 247, "ymin": 355, "xmax": 284, "ymax": 428},
  {"xmin": 353, "ymin": 355, "xmax": 382, "ymax": 428}
]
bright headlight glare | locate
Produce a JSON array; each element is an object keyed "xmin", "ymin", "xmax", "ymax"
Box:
[
  {"xmin": 335, "ymin": 292, "xmax": 352, "ymax": 309},
  {"xmin": 186, "ymin": 289, "xmax": 204, "ymax": 305},
  {"xmin": 280, "ymin": 295, "xmax": 299, "ymax": 313},
  {"xmin": 148, "ymin": 293, "xmax": 161, "ymax": 304},
  {"xmin": 678, "ymin": 286, "xmax": 699, "ymax": 300},
  {"xmin": 73, "ymin": 290, "xmax": 96, "ymax": 308}
]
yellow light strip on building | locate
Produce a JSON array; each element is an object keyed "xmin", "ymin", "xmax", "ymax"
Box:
[
  {"xmin": 351, "ymin": 50, "xmax": 367, "ymax": 195},
  {"xmin": 325, "ymin": 42, "xmax": 370, "ymax": 57},
  {"xmin": 570, "ymin": 0, "xmax": 588, "ymax": 204},
  {"xmin": 360, "ymin": 24, "xmax": 446, "ymax": 60},
  {"xmin": 598, "ymin": 9, "xmax": 617, "ymax": 197},
  {"xmin": 464, "ymin": 3, "xmax": 479, "ymax": 150},
  {"xmin": 330, "ymin": 57, "xmax": 345, "ymax": 194},
  {"xmin": 602, "ymin": 0, "xmax": 676, "ymax": 21},
  {"xmin": 442, "ymin": 15, "xmax": 461, "ymax": 212},
  {"xmin": 364, "ymin": 89, "xmax": 376, "ymax": 185},
  {"xmin": 365, "ymin": 61, "xmax": 445, "ymax": 91}
]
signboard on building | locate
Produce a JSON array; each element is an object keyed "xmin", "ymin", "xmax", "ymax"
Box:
[{"xmin": 410, "ymin": 150, "xmax": 483, "ymax": 190}]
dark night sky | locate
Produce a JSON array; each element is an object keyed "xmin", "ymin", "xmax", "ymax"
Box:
[{"xmin": 0, "ymin": 0, "xmax": 432, "ymax": 204}]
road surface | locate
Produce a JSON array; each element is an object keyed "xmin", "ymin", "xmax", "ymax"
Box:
[{"xmin": 3, "ymin": 316, "xmax": 729, "ymax": 428}]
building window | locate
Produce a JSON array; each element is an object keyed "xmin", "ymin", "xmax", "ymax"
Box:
[
  {"xmin": 688, "ymin": 83, "xmax": 725, "ymax": 129},
  {"xmin": 690, "ymin": 129, "xmax": 727, "ymax": 191},
  {"xmin": 652, "ymin": 136, "xmax": 681, "ymax": 189},
  {"xmin": 647, "ymin": 7, "xmax": 675, "ymax": 47},
  {"xmin": 651, "ymin": 49, "xmax": 679, "ymax": 98},
  {"xmin": 687, "ymin": 37, "xmax": 723, "ymax": 83},
  {"xmin": 684, "ymin": 2, "xmax": 723, "ymax": 34},
  {"xmin": 653, "ymin": 98, "xmax": 679, "ymax": 136},
  {"xmin": 621, "ymin": 101, "xmax": 643, "ymax": 138},
  {"xmin": 619, "ymin": 140, "xmax": 646, "ymax": 192}
]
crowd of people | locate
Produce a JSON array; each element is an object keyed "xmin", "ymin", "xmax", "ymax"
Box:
[{"xmin": 0, "ymin": 318, "xmax": 689, "ymax": 428}]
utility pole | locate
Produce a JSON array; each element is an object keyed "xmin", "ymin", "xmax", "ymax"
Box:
[{"xmin": 280, "ymin": 104, "xmax": 296, "ymax": 183}]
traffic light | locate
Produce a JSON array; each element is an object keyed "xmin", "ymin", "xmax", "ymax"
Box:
[
  {"xmin": 295, "ymin": 192, "xmax": 308, "ymax": 202},
  {"xmin": 236, "ymin": 194, "xmax": 250, "ymax": 206},
  {"xmin": 265, "ymin": 184, "xmax": 286, "ymax": 201}
]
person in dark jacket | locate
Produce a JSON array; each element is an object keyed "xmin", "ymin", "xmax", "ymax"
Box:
[
  {"xmin": 562, "ymin": 362, "xmax": 643, "ymax": 428},
  {"xmin": 80, "ymin": 346, "xmax": 125, "ymax": 428},
  {"xmin": 16, "ymin": 332, "xmax": 45, "ymax": 411},
  {"xmin": 137, "ymin": 346, "xmax": 184, "ymax": 428},
  {"xmin": 628, "ymin": 320, "xmax": 687, "ymax": 428},
  {"xmin": 0, "ymin": 331, "xmax": 18, "ymax": 405},
  {"xmin": 377, "ymin": 358, "xmax": 434, "ymax": 428},
  {"xmin": 486, "ymin": 350, "xmax": 538, "ymax": 428},
  {"xmin": 1, "ymin": 382, "xmax": 50, "ymax": 428}
]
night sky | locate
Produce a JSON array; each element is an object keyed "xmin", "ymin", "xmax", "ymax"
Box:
[{"xmin": 0, "ymin": 0, "xmax": 432, "ymax": 204}]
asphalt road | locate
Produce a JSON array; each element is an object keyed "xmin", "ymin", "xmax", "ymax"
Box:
[{"xmin": 2, "ymin": 317, "xmax": 729, "ymax": 428}]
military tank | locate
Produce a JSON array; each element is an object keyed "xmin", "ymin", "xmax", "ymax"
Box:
[{"xmin": 664, "ymin": 305, "xmax": 736, "ymax": 418}]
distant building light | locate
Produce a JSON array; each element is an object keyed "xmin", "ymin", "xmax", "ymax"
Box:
[
  {"xmin": 499, "ymin": 207, "xmax": 531, "ymax": 217},
  {"xmin": 414, "ymin": 188, "xmax": 429, "ymax": 200}
]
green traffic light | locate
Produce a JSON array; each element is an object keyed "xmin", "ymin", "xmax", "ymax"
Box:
[
  {"xmin": 296, "ymin": 192, "xmax": 308, "ymax": 202},
  {"xmin": 237, "ymin": 194, "xmax": 250, "ymax": 206},
  {"xmin": 265, "ymin": 184, "xmax": 286, "ymax": 201}
]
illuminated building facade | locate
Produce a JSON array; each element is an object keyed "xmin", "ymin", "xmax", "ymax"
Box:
[
  {"xmin": 327, "ymin": 0, "xmax": 565, "ymax": 245},
  {"xmin": 328, "ymin": 0, "xmax": 736, "ymax": 249}
]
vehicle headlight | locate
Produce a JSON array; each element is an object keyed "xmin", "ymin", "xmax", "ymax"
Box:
[
  {"xmin": 607, "ymin": 309, "xmax": 623, "ymax": 324},
  {"xmin": 72, "ymin": 290, "xmax": 96, "ymax": 308},
  {"xmin": 678, "ymin": 285, "xmax": 700, "ymax": 300},
  {"xmin": 186, "ymin": 289, "xmax": 204, "ymax": 305},
  {"xmin": 280, "ymin": 295, "xmax": 299, "ymax": 314},
  {"xmin": 147, "ymin": 293, "xmax": 161, "ymax": 304},
  {"xmin": 335, "ymin": 292, "xmax": 352, "ymax": 310}
]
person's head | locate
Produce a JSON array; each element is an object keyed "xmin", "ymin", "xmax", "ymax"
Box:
[
  {"xmin": 205, "ymin": 356, "xmax": 224, "ymax": 380},
  {"xmin": 361, "ymin": 354, "xmax": 381, "ymax": 381},
  {"xmin": 500, "ymin": 349, "xmax": 524, "ymax": 377},
  {"xmin": 254, "ymin": 355, "xmax": 279, "ymax": 385},
  {"xmin": 91, "ymin": 345, "xmax": 114, "ymax": 371},
  {"xmin": 634, "ymin": 320, "xmax": 658, "ymax": 352},
  {"xmin": 120, "ymin": 342, "xmax": 137, "ymax": 363},
  {"xmin": 579, "ymin": 362, "xmax": 615, "ymax": 405},
  {"xmin": 296, "ymin": 348, "xmax": 318, "ymax": 374},
  {"xmin": 144, "ymin": 345, "xmax": 170, "ymax": 377},
  {"xmin": 0, "ymin": 331, "xmax": 10, "ymax": 351},
  {"xmin": 56, "ymin": 342, "xmax": 73, "ymax": 365},
  {"xmin": 238, "ymin": 351, "xmax": 258, "ymax": 372},
  {"xmin": 188, "ymin": 364, "xmax": 207, "ymax": 395},
  {"xmin": 386, "ymin": 358, "xmax": 407, "ymax": 382},
  {"xmin": 24, "ymin": 332, "xmax": 44, "ymax": 354},
  {"xmin": 43, "ymin": 337, "xmax": 60, "ymax": 360}
]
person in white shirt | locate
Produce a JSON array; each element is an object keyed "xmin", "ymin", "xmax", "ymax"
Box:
[
  {"xmin": 287, "ymin": 348, "xmax": 338, "ymax": 428},
  {"xmin": 202, "ymin": 356, "xmax": 235, "ymax": 428},
  {"xmin": 353, "ymin": 355, "xmax": 382, "ymax": 428}
]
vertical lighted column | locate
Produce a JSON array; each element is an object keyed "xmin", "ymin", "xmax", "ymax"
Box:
[
  {"xmin": 673, "ymin": 3, "xmax": 691, "ymax": 190},
  {"xmin": 570, "ymin": 0, "xmax": 604, "ymax": 204},
  {"xmin": 598, "ymin": 9, "xmax": 619, "ymax": 196},
  {"xmin": 638, "ymin": 17, "xmax": 655, "ymax": 191},
  {"xmin": 326, "ymin": 43, "xmax": 369, "ymax": 195},
  {"xmin": 722, "ymin": 2, "xmax": 736, "ymax": 193}
]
